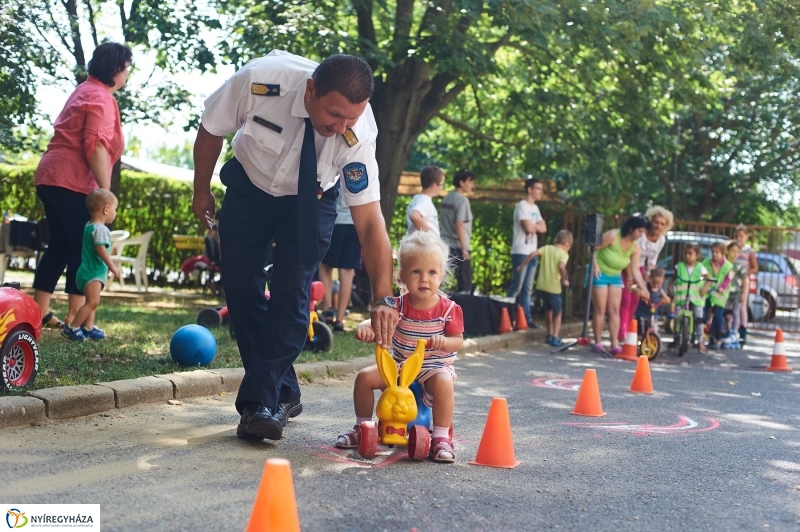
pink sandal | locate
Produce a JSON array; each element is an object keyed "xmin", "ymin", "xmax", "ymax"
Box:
[
  {"xmin": 335, "ymin": 425, "xmax": 360, "ymax": 448},
  {"xmin": 429, "ymin": 437, "xmax": 455, "ymax": 463}
]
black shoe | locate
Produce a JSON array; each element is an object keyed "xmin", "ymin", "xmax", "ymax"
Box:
[
  {"xmin": 276, "ymin": 398, "xmax": 303, "ymax": 427},
  {"xmin": 236, "ymin": 403, "xmax": 283, "ymax": 441},
  {"xmin": 332, "ymin": 321, "xmax": 345, "ymax": 333}
]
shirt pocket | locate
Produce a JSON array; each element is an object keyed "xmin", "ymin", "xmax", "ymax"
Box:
[
  {"xmin": 317, "ymin": 161, "xmax": 339, "ymax": 191},
  {"xmin": 242, "ymin": 119, "xmax": 285, "ymax": 166}
]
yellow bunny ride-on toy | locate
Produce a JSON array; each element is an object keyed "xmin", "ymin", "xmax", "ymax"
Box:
[{"xmin": 356, "ymin": 339, "xmax": 453, "ymax": 461}]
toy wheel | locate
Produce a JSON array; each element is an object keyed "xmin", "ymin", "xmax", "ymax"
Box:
[
  {"xmin": 639, "ymin": 332, "xmax": 661, "ymax": 360},
  {"xmin": 357, "ymin": 421, "xmax": 378, "ymax": 459},
  {"xmin": 197, "ymin": 307, "xmax": 222, "ymax": 329},
  {"xmin": 309, "ymin": 321, "xmax": 333, "ymax": 352},
  {"xmin": 2, "ymin": 330, "xmax": 39, "ymax": 390},
  {"xmin": 407, "ymin": 425, "xmax": 430, "ymax": 461}
]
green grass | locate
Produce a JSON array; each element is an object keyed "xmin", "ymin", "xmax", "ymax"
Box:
[{"xmin": 2, "ymin": 299, "xmax": 373, "ymax": 396}]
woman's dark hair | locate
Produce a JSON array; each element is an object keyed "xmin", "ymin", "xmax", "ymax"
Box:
[
  {"xmin": 312, "ymin": 54, "xmax": 374, "ymax": 104},
  {"xmin": 453, "ymin": 170, "xmax": 475, "ymax": 188},
  {"xmin": 88, "ymin": 42, "xmax": 132, "ymax": 87},
  {"xmin": 620, "ymin": 215, "xmax": 651, "ymax": 237}
]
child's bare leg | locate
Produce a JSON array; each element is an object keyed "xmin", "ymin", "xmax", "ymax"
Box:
[
  {"xmin": 553, "ymin": 311, "xmax": 563, "ymax": 338},
  {"xmin": 545, "ymin": 310, "xmax": 554, "ymax": 336},
  {"xmin": 85, "ymin": 309, "xmax": 97, "ymax": 330},
  {"xmin": 426, "ymin": 372, "xmax": 455, "ymax": 429},
  {"xmin": 69, "ymin": 282, "xmax": 101, "ymax": 329},
  {"xmin": 353, "ymin": 365, "xmax": 385, "ymax": 419}
]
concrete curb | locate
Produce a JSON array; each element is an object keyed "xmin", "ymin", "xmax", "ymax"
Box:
[{"xmin": 1, "ymin": 322, "xmax": 583, "ymax": 430}]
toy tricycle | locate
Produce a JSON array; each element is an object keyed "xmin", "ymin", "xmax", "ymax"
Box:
[
  {"xmin": 356, "ymin": 339, "xmax": 453, "ymax": 461},
  {"xmin": 0, "ymin": 282, "xmax": 41, "ymax": 390},
  {"xmin": 197, "ymin": 280, "xmax": 333, "ymax": 351}
]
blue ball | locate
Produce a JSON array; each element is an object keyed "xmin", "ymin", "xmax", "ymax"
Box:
[{"xmin": 170, "ymin": 324, "xmax": 217, "ymax": 367}]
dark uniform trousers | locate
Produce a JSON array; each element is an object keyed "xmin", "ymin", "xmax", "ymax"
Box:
[{"xmin": 218, "ymin": 158, "xmax": 339, "ymax": 414}]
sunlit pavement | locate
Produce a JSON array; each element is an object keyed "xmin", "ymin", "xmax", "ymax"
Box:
[{"xmin": 1, "ymin": 337, "xmax": 799, "ymax": 531}]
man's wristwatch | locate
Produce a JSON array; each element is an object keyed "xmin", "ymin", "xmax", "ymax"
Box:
[{"xmin": 371, "ymin": 296, "xmax": 397, "ymax": 310}]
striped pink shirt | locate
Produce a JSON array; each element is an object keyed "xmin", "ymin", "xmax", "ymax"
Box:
[
  {"xmin": 35, "ymin": 77, "xmax": 124, "ymax": 194},
  {"xmin": 391, "ymin": 294, "xmax": 464, "ymax": 381}
]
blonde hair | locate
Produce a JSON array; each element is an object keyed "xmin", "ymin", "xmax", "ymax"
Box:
[
  {"xmin": 710, "ymin": 241, "xmax": 727, "ymax": 253},
  {"xmin": 396, "ymin": 231, "xmax": 451, "ymax": 288},
  {"xmin": 85, "ymin": 189, "xmax": 117, "ymax": 214},
  {"xmin": 735, "ymin": 223, "xmax": 749, "ymax": 236},
  {"xmin": 644, "ymin": 205, "xmax": 674, "ymax": 232},
  {"xmin": 554, "ymin": 229, "xmax": 573, "ymax": 245}
]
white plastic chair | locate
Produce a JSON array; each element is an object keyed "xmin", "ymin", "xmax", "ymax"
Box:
[
  {"xmin": 109, "ymin": 231, "xmax": 153, "ymax": 292},
  {"xmin": 108, "ymin": 230, "xmax": 130, "ymax": 257}
]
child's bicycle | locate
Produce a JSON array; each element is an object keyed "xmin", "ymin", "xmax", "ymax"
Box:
[
  {"xmin": 672, "ymin": 275, "xmax": 704, "ymax": 357},
  {"xmin": 637, "ymin": 299, "xmax": 667, "ymax": 360}
]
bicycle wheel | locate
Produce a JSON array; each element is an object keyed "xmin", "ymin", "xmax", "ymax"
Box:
[
  {"xmin": 639, "ymin": 332, "xmax": 661, "ymax": 361},
  {"xmin": 678, "ymin": 316, "xmax": 689, "ymax": 357}
]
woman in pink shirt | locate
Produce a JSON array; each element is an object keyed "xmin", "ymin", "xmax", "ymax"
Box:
[
  {"xmin": 33, "ymin": 42, "xmax": 131, "ymax": 329},
  {"xmin": 617, "ymin": 206, "xmax": 674, "ymax": 341}
]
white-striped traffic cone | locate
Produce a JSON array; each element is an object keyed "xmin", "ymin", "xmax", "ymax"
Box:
[
  {"xmin": 615, "ymin": 319, "xmax": 640, "ymax": 362},
  {"xmin": 766, "ymin": 328, "xmax": 792, "ymax": 372}
]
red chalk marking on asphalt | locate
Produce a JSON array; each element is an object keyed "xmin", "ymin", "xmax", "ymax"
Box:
[
  {"xmin": 315, "ymin": 444, "xmax": 407, "ymax": 468},
  {"xmin": 531, "ymin": 377, "xmax": 582, "ymax": 391},
  {"xmin": 564, "ymin": 415, "xmax": 720, "ymax": 436}
]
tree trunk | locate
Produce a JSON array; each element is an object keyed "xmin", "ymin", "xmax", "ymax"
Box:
[{"xmin": 371, "ymin": 60, "xmax": 436, "ymax": 225}]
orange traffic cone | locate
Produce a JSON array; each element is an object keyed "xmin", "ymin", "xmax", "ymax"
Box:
[
  {"xmin": 514, "ymin": 306, "xmax": 528, "ymax": 331},
  {"xmin": 246, "ymin": 458, "xmax": 300, "ymax": 532},
  {"xmin": 469, "ymin": 397, "xmax": 521, "ymax": 468},
  {"xmin": 766, "ymin": 328, "xmax": 793, "ymax": 372},
  {"xmin": 615, "ymin": 319, "xmax": 640, "ymax": 362},
  {"xmin": 571, "ymin": 368, "xmax": 606, "ymax": 416},
  {"xmin": 629, "ymin": 354, "xmax": 654, "ymax": 394},
  {"xmin": 497, "ymin": 307, "xmax": 513, "ymax": 334}
]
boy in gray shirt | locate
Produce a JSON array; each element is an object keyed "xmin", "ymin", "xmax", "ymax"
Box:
[{"xmin": 439, "ymin": 170, "xmax": 475, "ymax": 293}]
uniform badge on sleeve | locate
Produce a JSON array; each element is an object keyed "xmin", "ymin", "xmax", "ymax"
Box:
[
  {"xmin": 342, "ymin": 128, "xmax": 358, "ymax": 147},
  {"xmin": 251, "ymin": 83, "xmax": 280, "ymax": 96},
  {"xmin": 343, "ymin": 162, "xmax": 368, "ymax": 194}
]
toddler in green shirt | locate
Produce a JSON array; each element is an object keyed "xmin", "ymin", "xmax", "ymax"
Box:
[
  {"xmin": 62, "ymin": 189, "xmax": 121, "ymax": 341},
  {"xmin": 517, "ymin": 229, "xmax": 573, "ymax": 346}
]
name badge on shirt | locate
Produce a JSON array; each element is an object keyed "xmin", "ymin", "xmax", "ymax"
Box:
[
  {"xmin": 251, "ymin": 83, "xmax": 280, "ymax": 96},
  {"xmin": 252, "ymin": 115, "xmax": 283, "ymax": 134}
]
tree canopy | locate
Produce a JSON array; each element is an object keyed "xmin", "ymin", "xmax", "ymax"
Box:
[{"xmin": 4, "ymin": 0, "xmax": 799, "ymax": 224}]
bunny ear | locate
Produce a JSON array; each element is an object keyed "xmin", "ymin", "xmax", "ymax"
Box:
[
  {"xmin": 376, "ymin": 345, "xmax": 398, "ymax": 387},
  {"xmin": 398, "ymin": 341, "xmax": 424, "ymax": 388}
]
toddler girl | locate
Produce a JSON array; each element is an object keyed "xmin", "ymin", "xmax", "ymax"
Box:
[{"xmin": 335, "ymin": 231, "xmax": 464, "ymax": 462}]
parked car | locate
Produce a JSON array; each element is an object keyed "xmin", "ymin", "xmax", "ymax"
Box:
[
  {"xmin": 659, "ymin": 231, "xmax": 775, "ymax": 322},
  {"xmin": 755, "ymin": 252, "xmax": 800, "ymax": 312}
]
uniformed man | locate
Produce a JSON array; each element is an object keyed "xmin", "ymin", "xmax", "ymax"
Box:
[{"xmin": 192, "ymin": 51, "xmax": 398, "ymax": 442}]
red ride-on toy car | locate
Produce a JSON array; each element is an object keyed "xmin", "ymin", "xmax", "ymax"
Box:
[{"xmin": 0, "ymin": 283, "xmax": 41, "ymax": 390}]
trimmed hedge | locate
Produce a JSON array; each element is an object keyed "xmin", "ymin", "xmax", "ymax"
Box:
[
  {"xmin": 3, "ymin": 163, "xmax": 565, "ymax": 294},
  {"xmin": 1, "ymin": 163, "xmax": 224, "ymax": 281}
]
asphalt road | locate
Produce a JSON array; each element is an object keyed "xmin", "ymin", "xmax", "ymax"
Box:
[{"xmin": 1, "ymin": 338, "xmax": 799, "ymax": 531}]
